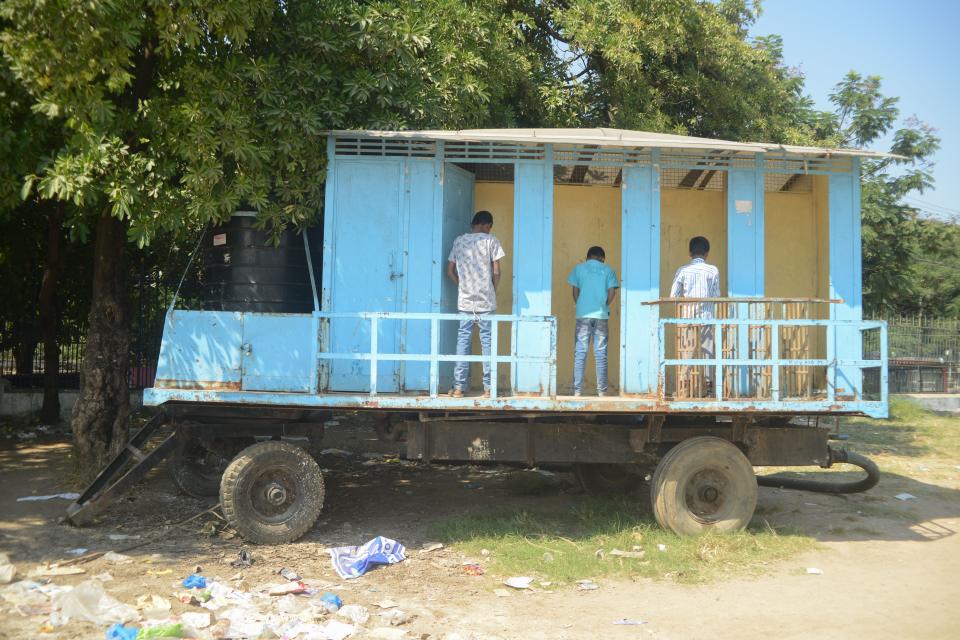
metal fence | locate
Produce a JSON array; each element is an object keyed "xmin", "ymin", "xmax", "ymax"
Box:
[
  {"xmin": 867, "ymin": 315, "xmax": 960, "ymax": 393},
  {"xmin": 0, "ymin": 254, "xmax": 185, "ymax": 390}
]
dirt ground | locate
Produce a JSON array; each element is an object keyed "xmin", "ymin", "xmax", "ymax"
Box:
[{"xmin": 1, "ymin": 417, "xmax": 959, "ymax": 640}]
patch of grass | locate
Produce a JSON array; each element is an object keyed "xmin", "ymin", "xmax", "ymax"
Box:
[
  {"xmin": 431, "ymin": 498, "xmax": 815, "ymax": 585},
  {"xmin": 843, "ymin": 397, "xmax": 960, "ymax": 459}
]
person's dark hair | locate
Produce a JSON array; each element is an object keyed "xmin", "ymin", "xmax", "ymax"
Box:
[
  {"xmin": 471, "ymin": 210, "xmax": 493, "ymax": 227},
  {"xmin": 586, "ymin": 246, "xmax": 605, "ymax": 260},
  {"xmin": 689, "ymin": 236, "xmax": 710, "ymax": 256}
]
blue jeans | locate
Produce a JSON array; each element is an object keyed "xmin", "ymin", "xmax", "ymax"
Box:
[
  {"xmin": 573, "ymin": 318, "xmax": 608, "ymax": 395},
  {"xmin": 454, "ymin": 312, "xmax": 492, "ymax": 391}
]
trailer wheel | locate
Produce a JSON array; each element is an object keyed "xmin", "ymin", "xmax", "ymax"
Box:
[
  {"xmin": 651, "ymin": 437, "xmax": 757, "ymax": 536},
  {"xmin": 574, "ymin": 464, "xmax": 644, "ymax": 495},
  {"xmin": 220, "ymin": 441, "xmax": 325, "ymax": 545},
  {"xmin": 169, "ymin": 437, "xmax": 231, "ymax": 498}
]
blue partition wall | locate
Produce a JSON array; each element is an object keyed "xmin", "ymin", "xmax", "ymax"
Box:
[
  {"xmin": 829, "ymin": 158, "xmax": 865, "ymax": 398},
  {"xmin": 512, "ymin": 156, "xmax": 555, "ymax": 394},
  {"xmin": 620, "ymin": 159, "xmax": 661, "ymax": 394}
]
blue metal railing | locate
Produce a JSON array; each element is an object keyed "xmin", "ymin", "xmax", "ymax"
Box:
[
  {"xmin": 658, "ymin": 316, "xmax": 887, "ymax": 406},
  {"xmin": 313, "ymin": 311, "xmax": 557, "ymax": 398}
]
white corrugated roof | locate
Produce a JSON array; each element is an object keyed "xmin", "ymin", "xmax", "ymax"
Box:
[{"xmin": 329, "ymin": 127, "xmax": 898, "ymax": 159}]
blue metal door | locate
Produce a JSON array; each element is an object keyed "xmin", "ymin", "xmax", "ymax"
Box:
[
  {"xmin": 154, "ymin": 310, "xmax": 244, "ymax": 390},
  {"xmin": 241, "ymin": 313, "xmax": 318, "ymax": 392},
  {"xmin": 329, "ymin": 160, "xmax": 403, "ymax": 391},
  {"xmin": 438, "ymin": 164, "xmax": 476, "ymax": 390}
]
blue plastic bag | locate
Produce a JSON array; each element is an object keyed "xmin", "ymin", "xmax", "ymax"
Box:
[
  {"xmin": 105, "ymin": 623, "xmax": 138, "ymax": 640},
  {"xmin": 181, "ymin": 573, "xmax": 207, "ymax": 589},
  {"xmin": 328, "ymin": 536, "xmax": 406, "ymax": 579},
  {"xmin": 319, "ymin": 592, "xmax": 342, "ymax": 612}
]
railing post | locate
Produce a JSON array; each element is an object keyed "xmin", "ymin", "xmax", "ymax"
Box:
[
  {"xmin": 715, "ymin": 320, "xmax": 723, "ymax": 401},
  {"xmin": 549, "ymin": 317, "xmax": 557, "ymax": 397},
  {"xmin": 737, "ymin": 302, "xmax": 750, "ymax": 396},
  {"xmin": 370, "ymin": 315, "xmax": 378, "ymax": 396},
  {"xmin": 880, "ymin": 323, "xmax": 889, "ymax": 405},
  {"xmin": 771, "ymin": 322, "xmax": 780, "ymax": 402},
  {"xmin": 429, "ymin": 317, "xmax": 439, "ymax": 398},
  {"xmin": 826, "ymin": 321, "xmax": 836, "ymax": 402},
  {"xmin": 490, "ymin": 320, "xmax": 499, "ymax": 399},
  {"xmin": 658, "ymin": 321, "xmax": 666, "ymax": 399}
]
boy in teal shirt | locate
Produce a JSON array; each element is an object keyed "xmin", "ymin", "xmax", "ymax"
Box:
[{"xmin": 567, "ymin": 246, "xmax": 619, "ymax": 396}]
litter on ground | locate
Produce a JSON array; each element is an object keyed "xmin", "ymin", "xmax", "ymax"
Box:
[
  {"xmin": 16, "ymin": 493, "xmax": 81, "ymax": 502},
  {"xmin": 30, "ymin": 565, "xmax": 86, "ymax": 577},
  {"xmin": 328, "ymin": 536, "xmax": 406, "ymax": 579},
  {"xmin": 338, "ymin": 603, "xmax": 371, "ymax": 625},
  {"xmin": 52, "ymin": 580, "xmax": 138, "ymax": 625},
  {"xmin": 181, "ymin": 573, "xmax": 207, "ymax": 589},
  {"xmin": 230, "ymin": 549, "xmax": 254, "ymax": 568},
  {"xmin": 103, "ymin": 551, "xmax": 133, "ymax": 565},
  {"xmin": 504, "ymin": 576, "xmax": 533, "ymax": 589}
]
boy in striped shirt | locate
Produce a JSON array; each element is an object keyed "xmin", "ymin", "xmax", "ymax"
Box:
[{"xmin": 670, "ymin": 236, "xmax": 720, "ymax": 393}]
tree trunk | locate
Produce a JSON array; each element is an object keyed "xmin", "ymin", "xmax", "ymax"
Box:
[
  {"xmin": 39, "ymin": 205, "xmax": 65, "ymax": 424},
  {"xmin": 12, "ymin": 332, "xmax": 38, "ymax": 377},
  {"xmin": 71, "ymin": 210, "xmax": 130, "ymax": 471}
]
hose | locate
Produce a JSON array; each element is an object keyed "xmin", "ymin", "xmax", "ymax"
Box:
[{"xmin": 756, "ymin": 448, "xmax": 880, "ymax": 494}]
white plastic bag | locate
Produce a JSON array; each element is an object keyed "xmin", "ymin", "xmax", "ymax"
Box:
[{"xmin": 53, "ymin": 580, "xmax": 138, "ymax": 624}]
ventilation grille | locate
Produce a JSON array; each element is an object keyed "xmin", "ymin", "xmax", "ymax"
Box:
[
  {"xmin": 553, "ymin": 145, "xmax": 651, "ymax": 165},
  {"xmin": 453, "ymin": 163, "xmax": 514, "ymax": 183},
  {"xmin": 660, "ymin": 149, "xmax": 739, "ymax": 169},
  {"xmin": 444, "ymin": 141, "xmax": 545, "ymax": 161},
  {"xmin": 334, "ymin": 137, "xmax": 436, "ymax": 157},
  {"xmin": 554, "ymin": 165, "xmax": 623, "ymax": 186},
  {"xmin": 765, "ymin": 172, "xmax": 813, "ymax": 193},
  {"xmin": 454, "ymin": 163, "xmax": 624, "ymax": 186},
  {"xmin": 766, "ymin": 153, "xmax": 852, "ymax": 174},
  {"xmin": 661, "ymin": 167, "xmax": 726, "ymax": 191}
]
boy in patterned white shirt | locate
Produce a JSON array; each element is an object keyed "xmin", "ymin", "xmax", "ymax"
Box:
[
  {"xmin": 671, "ymin": 236, "xmax": 720, "ymax": 393},
  {"xmin": 446, "ymin": 211, "xmax": 506, "ymax": 397}
]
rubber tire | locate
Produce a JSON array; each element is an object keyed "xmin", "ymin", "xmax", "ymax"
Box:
[
  {"xmin": 651, "ymin": 436, "xmax": 757, "ymax": 536},
  {"xmin": 220, "ymin": 441, "xmax": 325, "ymax": 545},
  {"xmin": 169, "ymin": 437, "xmax": 229, "ymax": 498},
  {"xmin": 574, "ymin": 464, "xmax": 645, "ymax": 495}
]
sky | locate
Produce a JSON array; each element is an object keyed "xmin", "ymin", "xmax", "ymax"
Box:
[{"xmin": 750, "ymin": 0, "xmax": 960, "ymax": 221}]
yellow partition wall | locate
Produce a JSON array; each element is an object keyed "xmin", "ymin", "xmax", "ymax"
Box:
[
  {"xmin": 471, "ymin": 182, "xmax": 515, "ymax": 391},
  {"xmin": 765, "ymin": 181, "xmax": 831, "ymax": 391},
  {"xmin": 552, "ymin": 185, "xmax": 622, "ymax": 395},
  {"xmin": 660, "ymin": 190, "xmax": 728, "ymax": 295},
  {"xmin": 813, "ymin": 175, "xmax": 831, "ymax": 299},
  {"xmin": 765, "ymin": 192, "xmax": 820, "ymax": 297}
]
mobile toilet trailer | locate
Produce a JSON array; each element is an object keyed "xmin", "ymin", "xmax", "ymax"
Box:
[{"xmin": 68, "ymin": 128, "xmax": 890, "ymax": 542}]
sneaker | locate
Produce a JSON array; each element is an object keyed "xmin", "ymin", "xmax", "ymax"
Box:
[
  {"xmin": 448, "ymin": 388, "xmax": 464, "ymax": 398},
  {"xmin": 598, "ymin": 390, "xmax": 607, "ymax": 397},
  {"xmin": 573, "ymin": 391, "xmax": 582, "ymax": 397},
  {"xmin": 482, "ymin": 390, "xmax": 491, "ymax": 398}
]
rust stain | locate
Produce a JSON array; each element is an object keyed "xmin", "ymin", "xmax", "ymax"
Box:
[{"xmin": 154, "ymin": 379, "xmax": 241, "ymax": 391}]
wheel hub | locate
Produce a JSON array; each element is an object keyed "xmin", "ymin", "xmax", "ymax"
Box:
[
  {"xmin": 684, "ymin": 468, "xmax": 729, "ymax": 521},
  {"xmin": 265, "ymin": 483, "xmax": 288, "ymax": 505},
  {"xmin": 249, "ymin": 469, "xmax": 298, "ymax": 520},
  {"xmin": 700, "ymin": 486, "xmax": 719, "ymax": 503}
]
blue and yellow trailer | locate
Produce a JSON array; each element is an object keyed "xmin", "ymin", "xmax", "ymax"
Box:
[{"xmin": 69, "ymin": 128, "xmax": 890, "ymax": 542}]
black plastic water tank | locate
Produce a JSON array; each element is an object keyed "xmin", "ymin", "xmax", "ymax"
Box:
[{"xmin": 203, "ymin": 212, "xmax": 320, "ymax": 313}]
